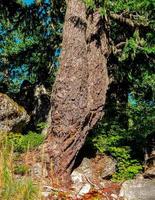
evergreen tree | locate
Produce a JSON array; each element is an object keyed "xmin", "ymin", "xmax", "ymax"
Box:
[
  {"xmin": 0, "ymin": 0, "xmax": 65, "ymax": 93},
  {"xmin": 86, "ymin": 0, "xmax": 155, "ymax": 181},
  {"xmin": 0, "ymin": 0, "xmax": 154, "ymax": 184}
]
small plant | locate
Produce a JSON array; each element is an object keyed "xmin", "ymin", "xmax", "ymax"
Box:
[
  {"xmin": 112, "ymin": 160, "xmax": 143, "ymax": 182},
  {"xmin": 6, "ymin": 131, "xmax": 45, "ymax": 153},
  {"xmin": 109, "ymin": 146, "xmax": 143, "ymax": 181},
  {"xmin": 36, "ymin": 122, "xmax": 47, "ymax": 132},
  {"xmin": 83, "ymin": 0, "xmax": 96, "ymax": 9},
  {"xmin": 14, "ymin": 164, "xmax": 29, "ymax": 176},
  {"xmin": 91, "ymin": 123, "xmax": 143, "ymax": 181},
  {"xmin": 19, "ymin": 131, "xmax": 45, "ymax": 152}
]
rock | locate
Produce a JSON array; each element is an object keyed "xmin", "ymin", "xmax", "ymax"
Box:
[
  {"xmin": 71, "ymin": 154, "xmax": 116, "ymax": 195},
  {"xmin": 75, "ymin": 158, "xmax": 93, "ymax": 179},
  {"xmin": 144, "ymin": 134, "xmax": 155, "ymax": 178},
  {"xmin": 119, "ymin": 179, "xmax": 155, "ymax": 200},
  {"xmin": 78, "ymin": 183, "xmax": 91, "ymax": 197},
  {"xmin": 0, "ymin": 93, "xmax": 30, "ymax": 133},
  {"xmin": 73, "ymin": 155, "xmax": 116, "ymax": 182},
  {"xmin": 111, "ymin": 193, "xmax": 118, "ymax": 199},
  {"xmin": 71, "ymin": 170, "xmax": 86, "ymax": 194},
  {"xmin": 41, "ymin": 186, "xmax": 53, "ymax": 198},
  {"xmin": 135, "ymin": 174, "xmax": 144, "ymax": 180},
  {"xmin": 71, "ymin": 170, "xmax": 84, "ymax": 184},
  {"xmin": 41, "ymin": 191, "xmax": 50, "ymax": 198},
  {"xmin": 16, "ymin": 81, "xmax": 50, "ymax": 131},
  {"xmin": 71, "ymin": 157, "xmax": 93, "ymax": 191},
  {"xmin": 96, "ymin": 154, "xmax": 116, "ymax": 179},
  {"xmin": 71, "ymin": 158, "xmax": 93, "ymax": 195},
  {"xmin": 30, "ymin": 163, "xmax": 48, "ymax": 178},
  {"xmin": 30, "ymin": 83, "xmax": 51, "ymax": 129},
  {"xmin": 144, "ymin": 166, "xmax": 155, "ymax": 178},
  {"xmin": 144, "ymin": 148, "xmax": 155, "ymax": 178}
]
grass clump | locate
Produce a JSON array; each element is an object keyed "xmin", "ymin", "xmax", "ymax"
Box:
[{"xmin": 0, "ymin": 137, "xmax": 41, "ymax": 200}]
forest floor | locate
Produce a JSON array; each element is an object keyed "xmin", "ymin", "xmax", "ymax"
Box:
[{"xmin": 20, "ymin": 149, "xmax": 122, "ymax": 200}]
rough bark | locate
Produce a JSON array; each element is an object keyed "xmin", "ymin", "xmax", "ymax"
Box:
[{"xmin": 44, "ymin": 0, "xmax": 109, "ymax": 184}]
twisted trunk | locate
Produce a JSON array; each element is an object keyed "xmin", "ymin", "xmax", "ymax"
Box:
[{"xmin": 45, "ymin": 0, "xmax": 109, "ymax": 185}]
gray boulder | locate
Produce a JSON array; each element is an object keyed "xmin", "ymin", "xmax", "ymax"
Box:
[
  {"xmin": 119, "ymin": 179, "xmax": 155, "ymax": 200},
  {"xmin": 100, "ymin": 155, "xmax": 116, "ymax": 179},
  {"xmin": 72, "ymin": 155, "xmax": 116, "ymax": 181},
  {"xmin": 74, "ymin": 157, "xmax": 93, "ymax": 179},
  {"xmin": 144, "ymin": 149, "xmax": 155, "ymax": 178},
  {"xmin": 144, "ymin": 166, "xmax": 155, "ymax": 178},
  {"xmin": 71, "ymin": 158, "xmax": 92, "ymax": 195},
  {"xmin": 71, "ymin": 155, "xmax": 116, "ymax": 195},
  {"xmin": 0, "ymin": 93, "xmax": 30, "ymax": 133}
]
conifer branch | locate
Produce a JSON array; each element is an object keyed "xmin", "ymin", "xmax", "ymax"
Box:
[{"xmin": 110, "ymin": 13, "xmax": 150, "ymax": 29}]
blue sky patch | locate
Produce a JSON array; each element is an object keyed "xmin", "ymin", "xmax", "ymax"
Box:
[{"xmin": 23, "ymin": 0, "xmax": 35, "ymax": 6}]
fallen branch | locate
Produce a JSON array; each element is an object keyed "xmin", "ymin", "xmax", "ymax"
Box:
[{"xmin": 43, "ymin": 185, "xmax": 65, "ymax": 193}]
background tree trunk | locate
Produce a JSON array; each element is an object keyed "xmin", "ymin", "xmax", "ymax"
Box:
[{"xmin": 44, "ymin": 0, "xmax": 109, "ymax": 185}]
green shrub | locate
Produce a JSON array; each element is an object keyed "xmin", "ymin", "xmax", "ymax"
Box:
[
  {"xmin": 91, "ymin": 124, "xmax": 143, "ymax": 182},
  {"xmin": 6, "ymin": 131, "xmax": 44, "ymax": 153},
  {"xmin": 109, "ymin": 146, "xmax": 143, "ymax": 181},
  {"xmin": 83, "ymin": 0, "xmax": 96, "ymax": 9},
  {"xmin": 112, "ymin": 161, "xmax": 143, "ymax": 182},
  {"xmin": 19, "ymin": 131, "xmax": 44, "ymax": 152}
]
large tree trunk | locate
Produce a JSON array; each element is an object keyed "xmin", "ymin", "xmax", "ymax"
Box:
[{"xmin": 44, "ymin": 0, "xmax": 109, "ymax": 185}]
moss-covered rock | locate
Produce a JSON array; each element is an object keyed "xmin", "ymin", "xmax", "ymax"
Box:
[{"xmin": 0, "ymin": 93, "xmax": 30, "ymax": 133}]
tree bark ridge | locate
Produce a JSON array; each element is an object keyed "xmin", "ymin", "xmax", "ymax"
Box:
[{"xmin": 44, "ymin": 0, "xmax": 109, "ymax": 185}]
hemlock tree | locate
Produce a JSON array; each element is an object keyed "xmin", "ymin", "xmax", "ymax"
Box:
[
  {"xmin": 44, "ymin": 0, "xmax": 155, "ymax": 184},
  {"xmin": 1, "ymin": 0, "xmax": 154, "ymax": 185},
  {"xmin": 0, "ymin": 0, "xmax": 65, "ymax": 94},
  {"xmin": 88, "ymin": 0, "xmax": 155, "ymax": 181},
  {"xmin": 44, "ymin": 0, "xmax": 109, "ymax": 184},
  {"xmin": 0, "ymin": 0, "xmax": 65, "ymax": 129}
]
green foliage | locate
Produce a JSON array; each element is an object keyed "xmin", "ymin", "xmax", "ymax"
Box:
[
  {"xmin": 14, "ymin": 164, "xmax": 29, "ymax": 176},
  {"xmin": 112, "ymin": 159, "xmax": 143, "ymax": 182},
  {"xmin": 84, "ymin": 0, "xmax": 107, "ymax": 16},
  {"xmin": 91, "ymin": 63, "xmax": 155, "ymax": 181},
  {"xmin": 120, "ymin": 30, "xmax": 155, "ymax": 61},
  {"xmin": 0, "ymin": 0, "xmax": 65, "ymax": 93},
  {"xmin": 127, "ymin": 101, "xmax": 155, "ymax": 141},
  {"xmin": 36, "ymin": 122, "xmax": 47, "ymax": 132},
  {"xmin": 83, "ymin": 0, "xmax": 96, "ymax": 9},
  {"xmin": 109, "ymin": 147, "xmax": 143, "ymax": 181},
  {"xmin": 92, "ymin": 127, "xmax": 143, "ymax": 181},
  {"xmin": 84, "ymin": 0, "xmax": 155, "ymax": 182},
  {"xmin": 91, "ymin": 89, "xmax": 154, "ymax": 180},
  {"xmin": 6, "ymin": 132, "xmax": 44, "ymax": 153}
]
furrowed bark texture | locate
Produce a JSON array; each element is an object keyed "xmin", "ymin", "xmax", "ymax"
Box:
[{"xmin": 45, "ymin": 0, "xmax": 109, "ymax": 184}]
